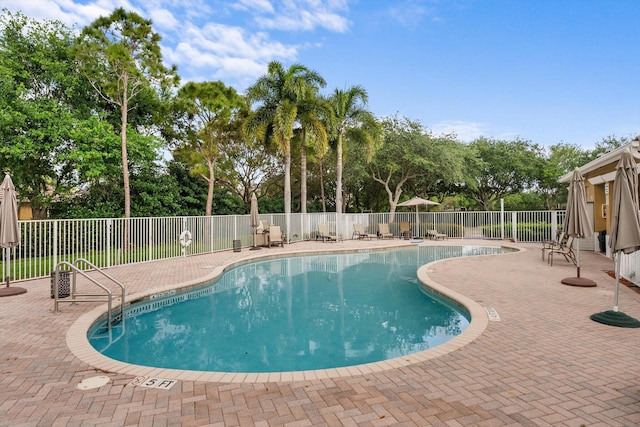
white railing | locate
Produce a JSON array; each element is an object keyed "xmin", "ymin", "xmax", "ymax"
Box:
[{"xmin": 0, "ymin": 210, "xmax": 580, "ymax": 283}]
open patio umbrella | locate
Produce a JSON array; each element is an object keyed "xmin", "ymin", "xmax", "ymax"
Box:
[
  {"xmin": 249, "ymin": 192, "xmax": 261, "ymax": 250},
  {"xmin": 0, "ymin": 174, "xmax": 26, "ymax": 297},
  {"xmin": 397, "ymin": 196, "xmax": 439, "ymax": 238},
  {"xmin": 561, "ymin": 168, "xmax": 596, "ymax": 287},
  {"xmin": 591, "ymin": 151, "xmax": 640, "ymax": 327}
]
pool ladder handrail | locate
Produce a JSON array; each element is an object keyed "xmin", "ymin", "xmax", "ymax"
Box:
[{"xmin": 52, "ymin": 258, "xmax": 126, "ymax": 329}]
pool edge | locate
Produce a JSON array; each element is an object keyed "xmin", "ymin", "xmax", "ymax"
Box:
[{"xmin": 66, "ymin": 242, "xmax": 523, "ymax": 383}]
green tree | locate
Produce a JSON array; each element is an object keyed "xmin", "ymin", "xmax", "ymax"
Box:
[
  {"xmin": 0, "ymin": 10, "xmax": 107, "ymax": 218},
  {"xmin": 217, "ymin": 132, "xmax": 282, "ymax": 208},
  {"xmin": 326, "ymin": 86, "xmax": 378, "ymax": 215},
  {"xmin": 370, "ymin": 116, "xmax": 461, "ymax": 220},
  {"xmin": 75, "ymin": 7, "xmax": 179, "ymax": 219},
  {"xmin": 539, "ymin": 143, "xmax": 594, "ymax": 209},
  {"xmin": 295, "ymin": 92, "xmax": 328, "ymax": 214},
  {"xmin": 172, "ymin": 81, "xmax": 246, "ymax": 216},
  {"xmin": 464, "ymin": 137, "xmax": 543, "ymax": 210},
  {"xmin": 246, "ymin": 61, "xmax": 325, "ymax": 237}
]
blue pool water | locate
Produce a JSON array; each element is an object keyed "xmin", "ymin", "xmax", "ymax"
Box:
[{"xmin": 88, "ymin": 245, "xmax": 507, "ymax": 373}]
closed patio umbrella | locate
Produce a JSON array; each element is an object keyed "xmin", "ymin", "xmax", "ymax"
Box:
[
  {"xmin": 591, "ymin": 150, "xmax": 640, "ymax": 327},
  {"xmin": 397, "ymin": 196, "xmax": 439, "ymax": 237},
  {"xmin": 0, "ymin": 174, "xmax": 26, "ymax": 297},
  {"xmin": 249, "ymin": 193, "xmax": 261, "ymax": 250},
  {"xmin": 561, "ymin": 168, "xmax": 596, "ymax": 287}
]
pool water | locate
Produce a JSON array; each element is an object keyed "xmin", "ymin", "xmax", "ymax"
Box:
[{"xmin": 88, "ymin": 245, "xmax": 506, "ymax": 373}]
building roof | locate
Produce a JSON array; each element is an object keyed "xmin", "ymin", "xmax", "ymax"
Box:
[{"xmin": 558, "ymin": 136, "xmax": 640, "ymax": 184}]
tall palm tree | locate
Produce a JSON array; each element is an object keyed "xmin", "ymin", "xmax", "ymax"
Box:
[
  {"xmin": 246, "ymin": 61, "xmax": 325, "ymax": 238},
  {"xmin": 296, "ymin": 94, "xmax": 329, "ymax": 213},
  {"xmin": 327, "ymin": 86, "xmax": 378, "ymax": 222}
]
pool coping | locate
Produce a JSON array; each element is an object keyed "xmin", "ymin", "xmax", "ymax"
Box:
[{"xmin": 66, "ymin": 243, "xmax": 523, "ymax": 383}]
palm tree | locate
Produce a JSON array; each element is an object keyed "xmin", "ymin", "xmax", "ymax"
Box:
[
  {"xmin": 246, "ymin": 61, "xmax": 325, "ymax": 238},
  {"xmin": 296, "ymin": 94, "xmax": 329, "ymax": 213},
  {"xmin": 326, "ymin": 86, "xmax": 378, "ymax": 220}
]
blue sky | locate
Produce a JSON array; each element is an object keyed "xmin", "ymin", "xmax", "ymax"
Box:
[{"xmin": 4, "ymin": 0, "xmax": 640, "ymax": 148}]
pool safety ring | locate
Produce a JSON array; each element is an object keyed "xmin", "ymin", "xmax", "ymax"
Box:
[{"xmin": 179, "ymin": 230, "xmax": 192, "ymax": 248}]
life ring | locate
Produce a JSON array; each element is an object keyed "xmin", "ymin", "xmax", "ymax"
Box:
[{"xmin": 179, "ymin": 230, "xmax": 192, "ymax": 248}]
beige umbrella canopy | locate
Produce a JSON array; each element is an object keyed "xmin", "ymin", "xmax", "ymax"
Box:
[
  {"xmin": 249, "ymin": 193, "xmax": 261, "ymax": 250},
  {"xmin": 561, "ymin": 168, "xmax": 596, "ymax": 287},
  {"xmin": 397, "ymin": 196, "xmax": 439, "ymax": 237},
  {"xmin": 0, "ymin": 174, "xmax": 26, "ymax": 297},
  {"xmin": 591, "ymin": 151, "xmax": 640, "ymax": 327},
  {"xmin": 0, "ymin": 174, "xmax": 20, "ymax": 249}
]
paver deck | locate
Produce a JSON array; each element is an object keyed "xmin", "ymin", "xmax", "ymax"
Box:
[{"xmin": 1, "ymin": 238, "xmax": 639, "ymax": 426}]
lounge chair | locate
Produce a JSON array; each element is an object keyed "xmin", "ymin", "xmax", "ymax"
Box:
[
  {"xmin": 353, "ymin": 224, "xmax": 376, "ymax": 240},
  {"xmin": 427, "ymin": 229, "xmax": 447, "ymax": 240},
  {"xmin": 541, "ymin": 231, "xmax": 566, "ymax": 261},
  {"xmin": 399, "ymin": 222, "xmax": 411, "ymax": 239},
  {"xmin": 317, "ymin": 224, "xmax": 337, "ymax": 242},
  {"xmin": 268, "ymin": 225, "xmax": 284, "ymax": 247},
  {"xmin": 378, "ymin": 223, "xmax": 394, "ymax": 239},
  {"xmin": 548, "ymin": 236, "xmax": 575, "ymax": 266}
]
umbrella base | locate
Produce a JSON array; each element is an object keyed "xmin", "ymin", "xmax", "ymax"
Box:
[
  {"xmin": 0, "ymin": 286, "xmax": 27, "ymax": 297},
  {"xmin": 561, "ymin": 277, "xmax": 596, "ymax": 287},
  {"xmin": 249, "ymin": 246, "xmax": 262, "ymax": 251},
  {"xmin": 590, "ymin": 310, "xmax": 640, "ymax": 328}
]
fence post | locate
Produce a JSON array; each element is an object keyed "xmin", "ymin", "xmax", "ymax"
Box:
[
  {"xmin": 551, "ymin": 211, "xmax": 558, "ymax": 240},
  {"xmin": 500, "ymin": 199, "xmax": 505, "ymax": 240},
  {"xmin": 148, "ymin": 218, "xmax": 153, "ymax": 262},
  {"xmin": 107, "ymin": 219, "xmax": 112, "ymax": 269},
  {"xmin": 52, "ymin": 220, "xmax": 58, "ymax": 273},
  {"xmin": 511, "ymin": 212, "xmax": 518, "ymax": 242}
]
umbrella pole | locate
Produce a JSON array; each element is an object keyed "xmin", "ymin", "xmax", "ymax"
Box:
[
  {"xmin": 250, "ymin": 228, "xmax": 261, "ymax": 251},
  {"xmin": 576, "ymin": 240, "xmax": 580, "ymax": 278},
  {"xmin": 613, "ymin": 252, "xmax": 620, "ymax": 312},
  {"xmin": 4, "ymin": 247, "xmax": 8, "ymax": 287},
  {"xmin": 561, "ymin": 238, "xmax": 596, "ymax": 287},
  {"xmin": 589, "ymin": 251, "xmax": 640, "ymax": 328}
]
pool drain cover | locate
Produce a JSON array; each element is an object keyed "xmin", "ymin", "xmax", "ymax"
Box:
[
  {"xmin": 484, "ymin": 307, "xmax": 501, "ymax": 321},
  {"xmin": 77, "ymin": 375, "xmax": 110, "ymax": 390}
]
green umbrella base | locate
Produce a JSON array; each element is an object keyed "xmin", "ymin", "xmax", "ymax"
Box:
[
  {"xmin": 590, "ymin": 310, "xmax": 640, "ymax": 328},
  {"xmin": 561, "ymin": 277, "xmax": 597, "ymax": 287},
  {"xmin": 0, "ymin": 286, "xmax": 27, "ymax": 297}
]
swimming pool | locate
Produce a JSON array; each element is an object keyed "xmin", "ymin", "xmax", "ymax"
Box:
[{"xmin": 88, "ymin": 245, "xmax": 508, "ymax": 374}]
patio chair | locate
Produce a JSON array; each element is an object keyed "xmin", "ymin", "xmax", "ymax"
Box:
[
  {"xmin": 399, "ymin": 222, "xmax": 411, "ymax": 240},
  {"xmin": 378, "ymin": 223, "xmax": 394, "ymax": 239},
  {"xmin": 548, "ymin": 236, "xmax": 576, "ymax": 266},
  {"xmin": 317, "ymin": 224, "xmax": 337, "ymax": 242},
  {"xmin": 268, "ymin": 225, "xmax": 284, "ymax": 247},
  {"xmin": 541, "ymin": 231, "xmax": 566, "ymax": 261},
  {"xmin": 427, "ymin": 229, "xmax": 447, "ymax": 240},
  {"xmin": 353, "ymin": 224, "xmax": 376, "ymax": 240}
]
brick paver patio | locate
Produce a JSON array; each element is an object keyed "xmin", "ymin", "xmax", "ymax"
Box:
[{"xmin": 1, "ymin": 239, "xmax": 639, "ymax": 426}]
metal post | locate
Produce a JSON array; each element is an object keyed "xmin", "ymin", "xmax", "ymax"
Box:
[{"xmin": 500, "ymin": 199, "xmax": 505, "ymax": 240}]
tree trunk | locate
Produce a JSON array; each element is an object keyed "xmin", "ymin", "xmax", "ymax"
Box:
[
  {"xmin": 121, "ymin": 76, "xmax": 130, "ymax": 251},
  {"xmin": 335, "ymin": 133, "xmax": 343, "ymax": 216},
  {"xmin": 121, "ymin": 80, "xmax": 130, "ymax": 219},
  {"xmin": 205, "ymin": 160, "xmax": 215, "ymax": 217},
  {"xmin": 284, "ymin": 140, "xmax": 291, "ymax": 243},
  {"xmin": 319, "ymin": 160, "xmax": 326, "ymax": 213},
  {"xmin": 300, "ymin": 130, "xmax": 307, "ymax": 214}
]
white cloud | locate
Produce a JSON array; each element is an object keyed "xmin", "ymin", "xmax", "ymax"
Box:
[
  {"xmin": 3, "ymin": 0, "xmax": 350, "ymax": 86},
  {"xmin": 164, "ymin": 22, "xmax": 298, "ymax": 87},
  {"xmin": 386, "ymin": 0, "xmax": 440, "ymax": 30},
  {"xmin": 234, "ymin": 0, "xmax": 275, "ymax": 13},
  {"xmin": 429, "ymin": 121, "xmax": 486, "ymax": 142},
  {"xmin": 148, "ymin": 8, "xmax": 179, "ymax": 31},
  {"xmin": 251, "ymin": 0, "xmax": 351, "ymax": 32}
]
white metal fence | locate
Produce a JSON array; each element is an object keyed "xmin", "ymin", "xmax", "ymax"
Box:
[{"xmin": 0, "ymin": 210, "xmax": 580, "ymax": 284}]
